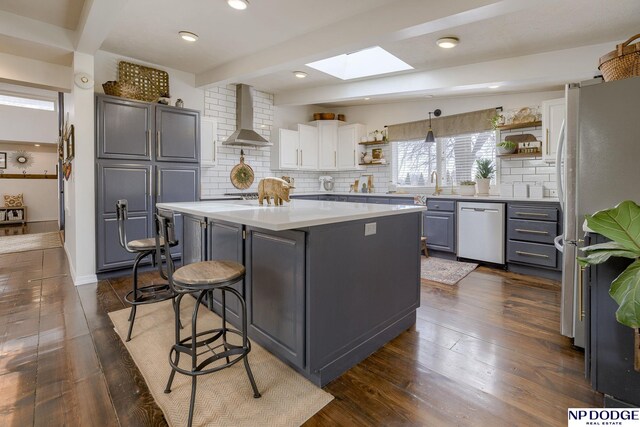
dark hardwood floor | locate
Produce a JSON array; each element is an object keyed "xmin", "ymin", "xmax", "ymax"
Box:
[
  {"xmin": 0, "ymin": 221, "xmax": 59, "ymax": 237},
  {"xmin": 0, "ymin": 248, "xmax": 602, "ymax": 426}
]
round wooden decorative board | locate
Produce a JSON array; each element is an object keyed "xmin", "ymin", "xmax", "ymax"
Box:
[{"xmin": 230, "ymin": 159, "xmax": 254, "ymax": 190}]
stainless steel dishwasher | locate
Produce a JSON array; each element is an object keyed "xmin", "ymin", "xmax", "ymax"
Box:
[{"xmin": 457, "ymin": 202, "xmax": 505, "ymax": 264}]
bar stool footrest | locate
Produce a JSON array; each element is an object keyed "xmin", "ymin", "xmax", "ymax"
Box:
[{"xmin": 125, "ymin": 284, "xmax": 174, "ymax": 305}]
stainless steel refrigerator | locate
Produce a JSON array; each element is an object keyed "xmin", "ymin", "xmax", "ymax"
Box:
[{"xmin": 555, "ymin": 76, "xmax": 640, "ymax": 349}]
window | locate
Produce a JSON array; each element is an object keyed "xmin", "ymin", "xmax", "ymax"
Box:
[
  {"xmin": 394, "ymin": 130, "xmax": 497, "ymax": 187},
  {"xmin": 0, "ymin": 94, "xmax": 56, "ymax": 111}
]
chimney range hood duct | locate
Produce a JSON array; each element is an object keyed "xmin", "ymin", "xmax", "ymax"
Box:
[{"xmin": 222, "ymin": 84, "xmax": 271, "ymax": 147}]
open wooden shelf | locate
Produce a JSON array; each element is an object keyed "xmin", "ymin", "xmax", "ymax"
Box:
[
  {"xmin": 358, "ymin": 163, "xmax": 388, "ymax": 166},
  {"xmin": 496, "ymin": 121, "xmax": 542, "ymax": 131},
  {"xmin": 496, "ymin": 152, "xmax": 542, "ymax": 159},
  {"xmin": 0, "ymin": 174, "xmax": 57, "ymax": 179},
  {"xmin": 358, "ymin": 140, "xmax": 389, "ymax": 146}
]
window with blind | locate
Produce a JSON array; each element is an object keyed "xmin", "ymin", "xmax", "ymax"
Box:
[{"xmin": 393, "ymin": 130, "xmax": 497, "ymax": 187}]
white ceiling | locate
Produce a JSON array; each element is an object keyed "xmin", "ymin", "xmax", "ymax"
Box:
[
  {"xmin": 1, "ymin": 0, "xmax": 639, "ymax": 105},
  {"xmin": 0, "ymin": 0, "xmax": 85, "ymax": 30}
]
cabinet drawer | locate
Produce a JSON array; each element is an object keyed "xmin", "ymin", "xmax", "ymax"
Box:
[
  {"xmin": 426, "ymin": 200, "xmax": 455, "ymax": 212},
  {"xmin": 507, "ymin": 219, "xmax": 557, "ymax": 244},
  {"xmin": 367, "ymin": 197, "xmax": 390, "ymax": 204},
  {"xmin": 391, "ymin": 197, "xmax": 415, "ymax": 205},
  {"xmin": 508, "ymin": 240, "xmax": 558, "ymax": 268},
  {"xmin": 508, "ymin": 205, "xmax": 558, "ymax": 221}
]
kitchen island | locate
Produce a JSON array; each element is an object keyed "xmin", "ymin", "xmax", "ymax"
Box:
[{"xmin": 156, "ymin": 199, "xmax": 425, "ymax": 386}]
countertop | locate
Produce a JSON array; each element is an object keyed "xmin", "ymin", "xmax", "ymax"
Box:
[
  {"xmin": 158, "ymin": 199, "xmax": 426, "ymax": 231},
  {"xmin": 290, "ymin": 191, "xmax": 559, "ymax": 203}
]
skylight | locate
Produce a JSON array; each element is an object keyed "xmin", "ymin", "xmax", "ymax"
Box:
[
  {"xmin": 0, "ymin": 94, "xmax": 56, "ymax": 111},
  {"xmin": 306, "ymin": 46, "xmax": 413, "ymax": 80}
]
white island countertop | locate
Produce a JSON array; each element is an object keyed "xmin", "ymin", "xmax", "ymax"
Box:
[{"xmin": 157, "ymin": 199, "xmax": 426, "ymax": 231}]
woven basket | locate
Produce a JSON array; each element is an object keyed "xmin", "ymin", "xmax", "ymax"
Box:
[
  {"xmin": 102, "ymin": 81, "xmax": 144, "ymax": 101},
  {"xmin": 118, "ymin": 61, "xmax": 169, "ymax": 102},
  {"xmin": 599, "ymin": 33, "xmax": 640, "ymax": 82}
]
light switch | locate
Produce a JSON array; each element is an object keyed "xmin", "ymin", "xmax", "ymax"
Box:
[{"xmin": 364, "ymin": 222, "xmax": 377, "ymax": 236}]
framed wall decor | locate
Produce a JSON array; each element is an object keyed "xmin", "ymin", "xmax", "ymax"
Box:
[
  {"xmin": 0, "ymin": 152, "xmax": 6, "ymax": 169},
  {"xmin": 65, "ymin": 125, "xmax": 75, "ymax": 161}
]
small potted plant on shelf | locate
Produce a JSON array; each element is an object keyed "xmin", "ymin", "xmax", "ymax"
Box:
[
  {"xmin": 475, "ymin": 159, "xmax": 495, "ymax": 195},
  {"xmin": 578, "ymin": 200, "xmax": 640, "ymax": 372},
  {"xmin": 458, "ymin": 180, "xmax": 476, "ymax": 196},
  {"xmin": 497, "ymin": 140, "xmax": 518, "ymax": 155},
  {"xmin": 490, "ymin": 113, "xmax": 505, "ymax": 129}
]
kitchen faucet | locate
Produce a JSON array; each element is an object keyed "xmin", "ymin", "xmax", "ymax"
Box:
[{"xmin": 430, "ymin": 171, "xmax": 442, "ymax": 195}]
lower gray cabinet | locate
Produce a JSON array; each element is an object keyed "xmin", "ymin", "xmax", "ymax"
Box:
[
  {"xmin": 245, "ymin": 227, "xmax": 306, "ymax": 369},
  {"xmin": 96, "ymin": 162, "xmax": 152, "ymax": 271},
  {"xmin": 207, "ymin": 219, "xmax": 245, "ymax": 326},
  {"xmin": 423, "ymin": 211, "xmax": 456, "ymax": 253}
]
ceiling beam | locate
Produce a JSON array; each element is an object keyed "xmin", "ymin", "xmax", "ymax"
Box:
[
  {"xmin": 195, "ymin": 0, "xmax": 548, "ymax": 88},
  {"xmin": 274, "ymin": 42, "xmax": 611, "ymax": 106},
  {"xmin": 74, "ymin": 0, "xmax": 130, "ymax": 54},
  {"xmin": 0, "ymin": 51, "xmax": 72, "ymax": 92},
  {"xmin": 0, "ymin": 10, "xmax": 75, "ymax": 51}
]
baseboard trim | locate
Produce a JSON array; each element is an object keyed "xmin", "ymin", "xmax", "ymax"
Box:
[{"xmin": 63, "ymin": 243, "xmax": 98, "ymax": 286}]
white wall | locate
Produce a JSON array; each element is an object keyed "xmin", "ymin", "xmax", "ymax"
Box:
[
  {"xmin": 94, "ymin": 50, "xmax": 204, "ymax": 112},
  {"xmin": 0, "ymin": 179, "xmax": 57, "ymax": 222}
]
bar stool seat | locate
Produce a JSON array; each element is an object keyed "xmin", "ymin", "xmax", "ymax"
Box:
[
  {"xmin": 128, "ymin": 237, "xmax": 170, "ymax": 250},
  {"xmin": 173, "ymin": 260, "xmax": 245, "ymax": 288}
]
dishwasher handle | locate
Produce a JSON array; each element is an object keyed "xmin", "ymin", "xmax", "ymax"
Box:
[{"xmin": 460, "ymin": 207, "xmax": 500, "ymax": 213}]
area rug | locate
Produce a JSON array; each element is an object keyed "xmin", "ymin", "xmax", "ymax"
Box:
[
  {"xmin": 421, "ymin": 256, "xmax": 478, "ymax": 285},
  {"xmin": 0, "ymin": 232, "xmax": 62, "ymax": 255},
  {"xmin": 109, "ymin": 299, "xmax": 333, "ymax": 427}
]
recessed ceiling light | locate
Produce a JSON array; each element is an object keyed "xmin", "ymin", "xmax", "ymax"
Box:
[
  {"xmin": 488, "ymin": 85, "xmax": 501, "ymax": 89},
  {"xmin": 34, "ymin": 144, "xmax": 40, "ymax": 147},
  {"xmin": 227, "ymin": 0, "xmax": 249, "ymax": 10},
  {"xmin": 364, "ymin": 97, "xmax": 370, "ymax": 100},
  {"xmin": 293, "ymin": 71, "xmax": 307, "ymax": 79},
  {"xmin": 436, "ymin": 37, "xmax": 459, "ymax": 49},
  {"xmin": 179, "ymin": 31, "xmax": 198, "ymax": 42}
]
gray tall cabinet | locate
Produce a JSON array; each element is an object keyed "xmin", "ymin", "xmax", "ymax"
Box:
[{"xmin": 95, "ymin": 94, "xmax": 200, "ymax": 273}]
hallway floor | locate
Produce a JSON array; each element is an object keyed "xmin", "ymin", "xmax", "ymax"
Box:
[{"xmin": 0, "ymin": 248, "xmax": 602, "ymax": 426}]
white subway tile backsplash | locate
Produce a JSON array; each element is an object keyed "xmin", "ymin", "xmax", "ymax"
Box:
[
  {"xmin": 509, "ymin": 167, "xmax": 536, "ymax": 175},
  {"xmin": 501, "ymin": 160, "xmax": 523, "ymax": 168}
]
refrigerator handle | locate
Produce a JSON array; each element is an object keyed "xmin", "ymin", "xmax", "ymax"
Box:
[{"xmin": 555, "ymin": 120, "xmax": 566, "ymax": 213}]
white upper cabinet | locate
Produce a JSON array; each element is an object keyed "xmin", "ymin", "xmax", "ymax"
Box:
[
  {"xmin": 298, "ymin": 124, "xmax": 319, "ymax": 170},
  {"xmin": 338, "ymin": 124, "xmax": 366, "ymax": 170},
  {"xmin": 316, "ymin": 121, "xmax": 339, "ymax": 170},
  {"xmin": 200, "ymin": 116, "xmax": 218, "ymax": 167},
  {"xmin": 542, "ymin": 97, "xmax": 566, "ymax": 161},
  {"xmin": 271, "ymin": 128, "xmax": 299, "ymax": 170}
]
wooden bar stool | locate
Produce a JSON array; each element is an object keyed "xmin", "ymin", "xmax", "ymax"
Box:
[
  {"xmin": 116, "ymin": 199, "xmax": 177, "ymax": 341},
  {"xmin": 421, "ymin": 236, "xmax": 429, "ymax": 257},
  {"xmin": 155, "ymin": 208, "xmax": 260, "ymax": 427}
]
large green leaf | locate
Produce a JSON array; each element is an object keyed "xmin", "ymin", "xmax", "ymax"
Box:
[
  {"xmin": 578, "ymin": 241, "xmax": 640, "ymax": 267},
  {"xmin": 585, "ymin": 200, "xmax": 640, "ymax": 252},
  {"xmin": 609, "ymin": 259, "xmax": 640, "ymax": 328}
]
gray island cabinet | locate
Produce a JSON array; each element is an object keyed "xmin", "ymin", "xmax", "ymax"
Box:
[{"xmin": 162, "ymin": 199, "xmax": 424, "ymax": 386}]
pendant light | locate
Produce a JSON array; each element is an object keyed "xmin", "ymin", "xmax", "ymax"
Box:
[{"xmin": 425, "ymin": 109, "xmax": 441, "ymax": 142}]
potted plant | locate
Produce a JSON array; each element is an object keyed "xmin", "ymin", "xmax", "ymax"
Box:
[
  {"xmin": 578, "ymin": 200, "xmax": 640, "ymax": 372},
  {"xmin": 475, "ymin": 159, "xmax": 495, "ymax": 195},
  {"xmin": 374, "ymin": 130, "xmax": 383, "ymax": 141},
  {"xmin": 458, "ymin": 180, "xmax": 476, "ymax": 196},
  {"xmin": 490, "ymin": 114, "xmax": 505, "ymax": 129},
  {"xmin": 497, "ymin": 140, "xmax": 518, "ymax": 155}
]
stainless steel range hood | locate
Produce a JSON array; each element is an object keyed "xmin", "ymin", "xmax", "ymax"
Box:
[{"xmin": 222, "ymin": 84, "xmax": 271, "ymax": 147}]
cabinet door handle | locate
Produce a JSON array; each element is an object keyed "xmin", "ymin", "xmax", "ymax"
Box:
[
  {"xmin": 147, "ymin": 129, "xmax": 152, "ymax": 156},
  {"xmin": 300, "ymin": 149, "xmax": 303, "ymax": 166},
  {"xmin": 578, "ymin": 266, "xmax": 585, "ymax": 321},
  {"xmin": 515, "ymin": 228, "xmax": 549, "ymax": 235},
  {"xmin": 515, "ymin": 211, "xmax": 549, "ymax": 217},
  {"xmin": 156, "ymin": 131, "xmax": 161, "ymax": 157},
  {"xmin": 353, "ymin": 149, "xmax": 356, "ymax": 166},
  {"xmin": 296, "ymin": 149, "xmax": 299, "ymax": 166},
  {"xmin": 334, "ymin": 151, "xmax": 337, "ymax": 167},
  {"xmin": 212, "ymin": 140, "xmax": 216, "ymax": 162},
  {"xmin": 546, "ymin": 128, "xmax": 550, "ymax": 154},
  {"xmin": 156, "ymin": 168, "xmax": 161, "ymax": 203},
  {"xmin": 515, "ymin": 250, "xmax": 549, "ymax": 258}
]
